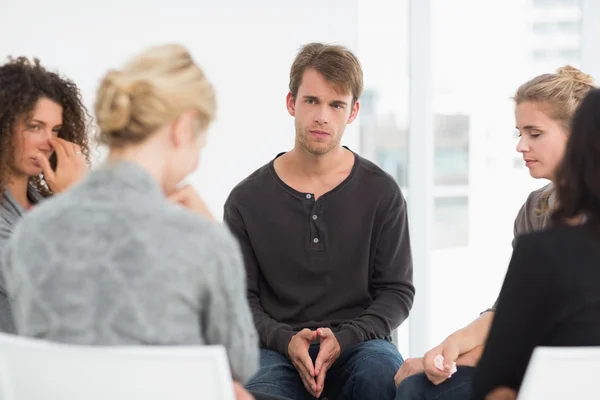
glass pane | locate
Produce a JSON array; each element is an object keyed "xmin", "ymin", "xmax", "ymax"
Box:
[
  {"xmin": 531, "ymin": 0, "xmax": 581, "ymax": 72},
  {"xmin": 434, "ymin": 114, "xmax": 469, "ymax": 186},
  {"xmin": 357, "ymin": 0, "xmax": 410, "ymax": 353},
  {"xmin": 357, "ymin": 0, "xmax": 409, "ymax": 188},
  {"xmin": 433, "ymin": 197, "xmax": 469, "ymax": 249}
]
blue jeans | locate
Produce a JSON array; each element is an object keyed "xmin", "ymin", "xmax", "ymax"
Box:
[
  {"xmin": 395, "ymin": 367, "xmax": 476, "ymax": 400},
  {"xmin": 250, "ymin": 393, "xmax": 293, "ymax": 400},
  {"xmin": 246, "ymin": 339, "xmax": 403, "ymax": 400}
]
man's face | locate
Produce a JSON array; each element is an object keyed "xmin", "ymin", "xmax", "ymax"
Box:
[{"xmin": 287, "ymin": 68, "xmax": 359, "ymax": 155}]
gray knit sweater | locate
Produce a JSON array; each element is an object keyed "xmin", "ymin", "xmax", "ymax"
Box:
[{"xmin": 2, "ymin": 161, "xmax": 259, "ymax": 383}]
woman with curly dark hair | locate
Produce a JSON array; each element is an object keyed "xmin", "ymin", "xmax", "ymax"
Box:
[
  {"xmin": 473, "ymin": 88, "xmax": 600, "ymax": 399},
  {"xmin": 0, "ymin": 56, "xmax": 90, "ymax": 333}
]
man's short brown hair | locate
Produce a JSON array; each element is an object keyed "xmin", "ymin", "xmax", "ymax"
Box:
[{"xmin": 289, "ymin": 42, "xmax": 363, "ymax": 104}]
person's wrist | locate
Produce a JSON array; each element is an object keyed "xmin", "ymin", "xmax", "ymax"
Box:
[
  {"xmin": 441, "ymin": 335, "xmax": 464, "ymax": 363},
  {"xmin": 287, "ymin": 334, "xmax": 296, "ymax": 356},
  {"xmin": 443, "ymin": 334, "xmax": 460, "ymax": 350}
]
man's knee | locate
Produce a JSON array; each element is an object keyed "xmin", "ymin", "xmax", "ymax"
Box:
[
  {"xmin": 351, "ymin": 352, "xmax": 401, "ymax": 388},
  {"xmin": 339, "ymin": 340, "xmax": 404, "ymax": 398},
  {"xmin": 246, "ymin": 349, "xmax": 302, "ymax": 398},
  {"xmin": 249, "ymin": 349, "xmax": 295, "ymax": 382},
  {"xmin": 345, "ymin": 339, "xmax": 404, "ymax": 370},
  {"xmin": 395, "ymin": 373, "xmax": 429, "ymax": 400},
  {"xmin": 257, "ymin": 349, "xmax": 291, "ymax": 368}
]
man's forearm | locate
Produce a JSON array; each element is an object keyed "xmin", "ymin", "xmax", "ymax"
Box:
[
  {"xmin": 335, "ymin": 286, "xmax": 413, "ymax": 350},
  {"xmin": 249, "ymin": 300, "xmax": 295, "ymax": 356}
]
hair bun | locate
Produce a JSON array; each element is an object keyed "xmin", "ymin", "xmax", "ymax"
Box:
[
  {"xmin": 556, "ymin": 65, "xmax": 596, "ymax": 86},
  {"xmin": 95, "ymin": 70, "xmax": 133, "ymax": 133},
  {"xmin": 95, "ymin": 44, "xmax": 216, "ymax": 147}
]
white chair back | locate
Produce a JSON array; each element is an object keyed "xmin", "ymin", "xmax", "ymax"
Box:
[
  {"xmin": 0, "ymin": 333, "xmax": 235, "ymax": 400},
  {"xmin": 518, "ymin": 346, "xmax": 600, "ymax": 400}
]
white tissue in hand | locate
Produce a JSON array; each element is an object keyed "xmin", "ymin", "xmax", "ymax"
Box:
[{"xmin": 433, "ymin": 354, "xmax": 457, "ymax": 377}]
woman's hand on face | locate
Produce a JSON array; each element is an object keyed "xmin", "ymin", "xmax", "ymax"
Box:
[{"xmin": 36, "ymin": 137, "xmax": 88, "ymax": 193}]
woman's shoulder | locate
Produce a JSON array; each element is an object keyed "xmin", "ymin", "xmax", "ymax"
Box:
[
  {"xmin": 514, "ymin": 183, "xmax": 553, "ymax": 235},
  {"xmin": 160, "ymin": 205, "xmax": 239, "ymax": 251},
  {"xmin": 156, "ymin": 208, "xmax": 244, "ymax": 277},
  {"xmin": 525, "ymin": 182, "xmax": 553, "ymax": 209}
]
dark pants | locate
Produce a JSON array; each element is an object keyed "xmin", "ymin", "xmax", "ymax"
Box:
[
  {"xmin": 250, "ymin": 392, "xmax": 294, "ymax": 400},
  {"xmin": 246, "ymin": 339, "xmax": 403, "ymax": 400},
  {"xmin": 395, "ymin": 367, "xmax": 476, "ymax": 400}
]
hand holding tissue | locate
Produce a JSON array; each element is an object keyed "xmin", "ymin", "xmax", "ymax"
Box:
[{"xmin": 433, "ymin": 354, "xmax": 458, "ymax": 377}]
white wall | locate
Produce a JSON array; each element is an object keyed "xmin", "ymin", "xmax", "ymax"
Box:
[{"xmin": 0, "ymin": 0, "xmax": 360, "ymax": 217}]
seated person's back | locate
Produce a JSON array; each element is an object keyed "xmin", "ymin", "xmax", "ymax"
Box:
[
  {"xmin": 474, "ymin": 224, "xmax": 600, "ymax": 397},
  {"xmin": 531, "ymin": 227, "xmax": 600, "ymax": 347},
  {"xmin": 5, "ymin": 161, "xmax": 246, "ymax": 347},
  {"xmin": 2, "ymin": 44, "xmax": 258, "ymax": 385}
]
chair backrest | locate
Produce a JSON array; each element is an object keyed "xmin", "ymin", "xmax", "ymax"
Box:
[
  {"xmin": 0, "ymin": 333, "xmax": 235, "ymax": 400},
  {"xmin": 518, "ymin": 346, "xmax": 600, "ymax": 400}
]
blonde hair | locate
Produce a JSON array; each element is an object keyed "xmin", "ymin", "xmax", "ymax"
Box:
[
  {"xmin": 515, "ymin": 66, "xmax": 596, "ymax": 214},
  {"xmin": 95, "ymin": 44, "xmax": 216, "ymax": 147},
  {"xmin": 514, "ymin": 65, "xmax": 595, "ymax": 132}
]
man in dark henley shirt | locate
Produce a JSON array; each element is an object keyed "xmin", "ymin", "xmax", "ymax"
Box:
[{"xmin": 224, "ymin": 42, "xmax": 414, "ymax": 400}]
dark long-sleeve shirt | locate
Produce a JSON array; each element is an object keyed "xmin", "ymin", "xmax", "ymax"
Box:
[
  {"xmin": 473, "ymin": 224, "xmax": 600, "ymax": 399},
  {"xmin": 224, "ymin": 150, "xmax": 414, "ymax": 357}
]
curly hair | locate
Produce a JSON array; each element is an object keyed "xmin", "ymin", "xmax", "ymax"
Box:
[
  {"xmin": 0, "ymin": 56, "xmax": 92, "ymax": 197},
  {"xmin": 552, "ymin": 88, "xmax": 600, "ymax": 227}
]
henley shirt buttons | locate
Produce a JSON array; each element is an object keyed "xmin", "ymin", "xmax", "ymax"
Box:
[
  {"xmin": 306, "ymin": 194, "xmax": 312, "ymax": 199},
  {"xmin": 313, "ymin": 238, "xmax": 319, "ymax": 243},
  {"xmin": 312, "ymin": 215, "xmax": 318, "ymax": 220}
]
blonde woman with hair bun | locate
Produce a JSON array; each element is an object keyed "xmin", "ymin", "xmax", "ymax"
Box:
[
  {"xmin": 1, "ymin": 44, "xmax": 266, "ymax": 400},
  {"xmin": 395, "ymin": 65, "xmax": 596, "ymax": 400}
]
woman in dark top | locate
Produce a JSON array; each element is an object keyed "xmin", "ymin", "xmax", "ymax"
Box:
[{"xmin": 473, "ymin": 88, "xmax": 600, "ymax": 399}]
